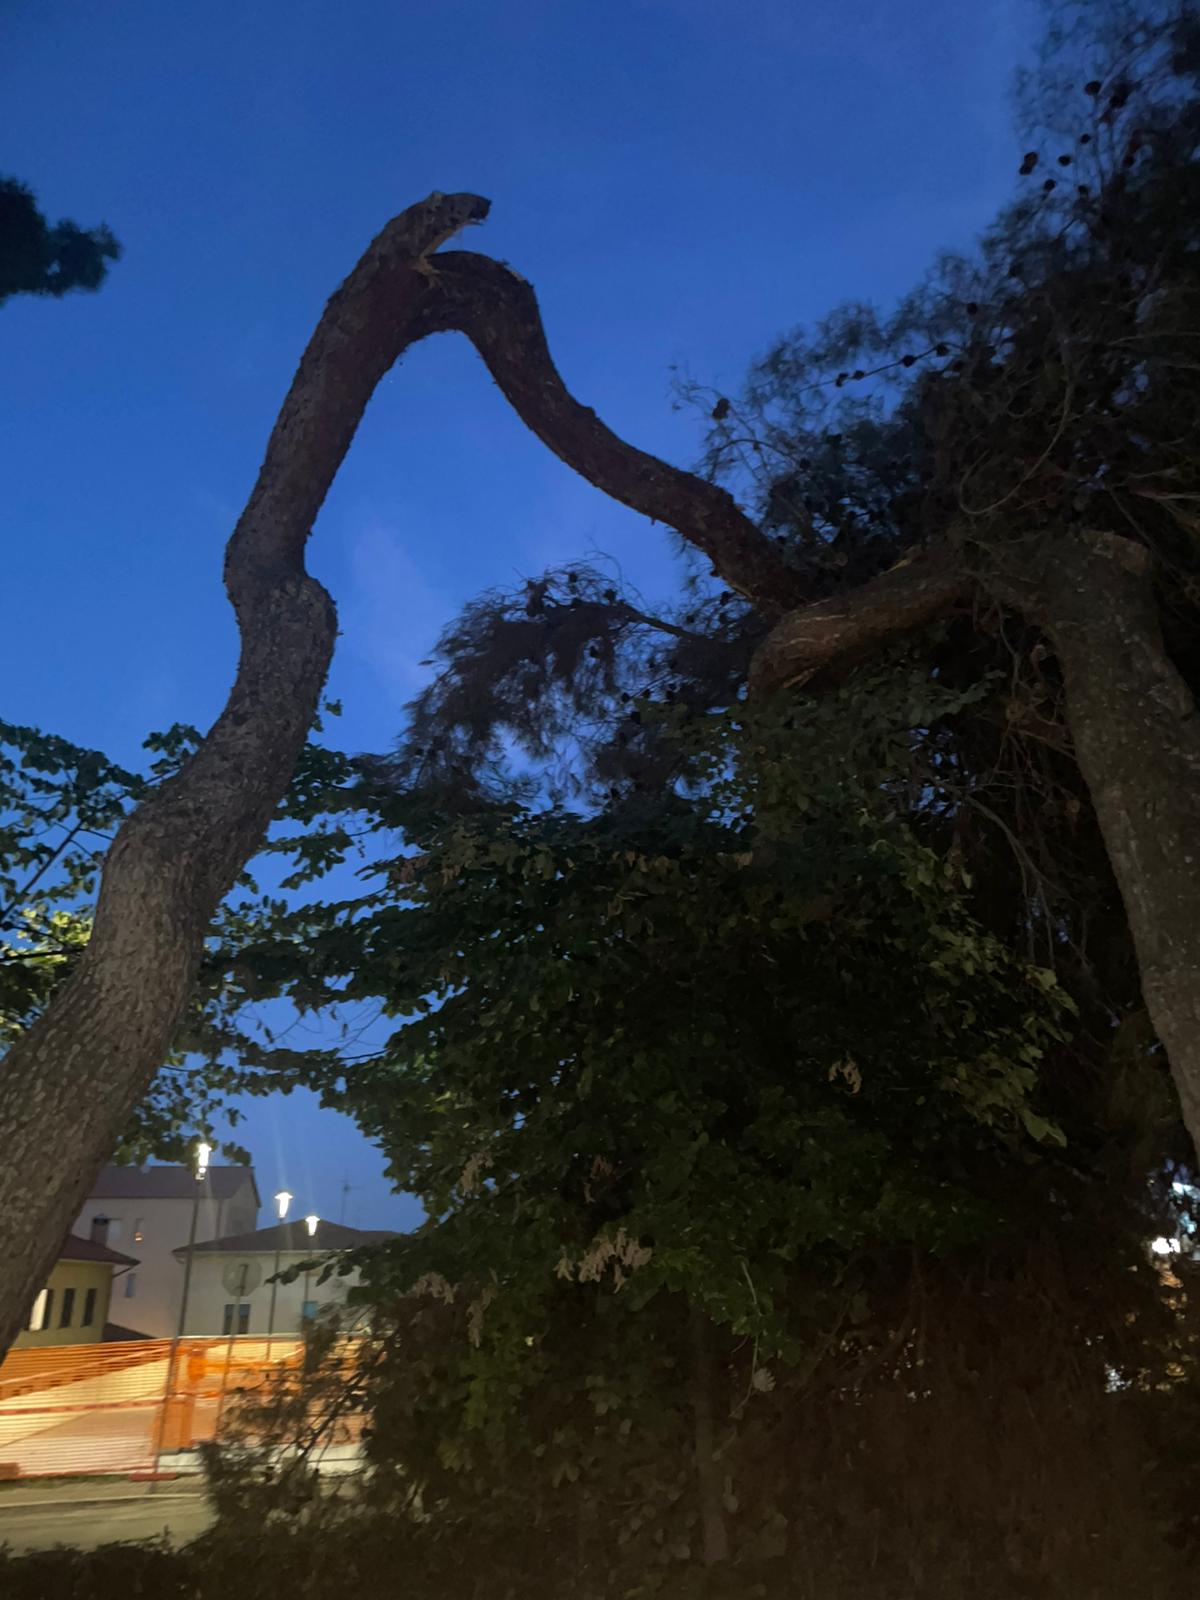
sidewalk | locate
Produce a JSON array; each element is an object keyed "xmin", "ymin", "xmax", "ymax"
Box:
[{"xmin": 0, "ymin": 1475, "xmax": 211, "ymax": 1553}]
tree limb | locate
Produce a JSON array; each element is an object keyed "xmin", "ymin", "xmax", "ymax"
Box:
[
  {"xmin": 411, "ymin": 252, "xmax": 806, "ymax": 612},
  {"xmin": 747, "ymin": 546, "xmax": 972, "ymax": 694}
]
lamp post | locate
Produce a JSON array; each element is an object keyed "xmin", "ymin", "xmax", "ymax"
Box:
[
  {"xmin": 215, "ymin": 1259, "xmax": 254, "ymax": 1435},
  {"xmin": 151, "ymin": 1137, "xmax": 211, "ymax": 1486},
  {"xmin": 302, "ymin": 1214, "xmax": 319, "ymax": 1325},
  {"xmin": 266, "ymin": 1188, "xmax": 293, "ymax": 1350}
]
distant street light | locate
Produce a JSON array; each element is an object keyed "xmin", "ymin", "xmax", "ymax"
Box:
[
  {"xmin": 267, "ymin": 1188, "xmax": 293, "ymax": 1347},
  {"xmin": 151, "ymin": 1136, "xmax": 212, "ymax": 1486}
]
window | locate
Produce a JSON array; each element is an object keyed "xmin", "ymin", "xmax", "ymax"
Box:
[
  {"xmin": 59, "ymin": 1288, "xmax": 76, "ymax": 1329},
  {"xmin": 37, "ymin": 1289, "xmax": 55, "ymax": 1331},
  {"xmin": 91, "ymin": 1215, "xmax": 122, "ymax": 1245},
  {"xmin": 222, "ymin": 1303, "xmax": 251, "ymax": 1336},
  {"xmin": 123, "ymin": 1272, "xmax": 137, "ymax": 1299},
  {"xmin": 82, "ymin": 1288, "xmax": 97, "ymax": 1327},
  {"xmin": 26, "ymin": 1290, "xmax": 48, "ymax": 1332},
  {"xmin": 301, "ymin": 1300, "xmax": 318, "ymax": 1322}
]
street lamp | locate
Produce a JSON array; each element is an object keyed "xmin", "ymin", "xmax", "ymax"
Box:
[
  {"xmin": 302, "ymin": 1215, "xmax": 319, "ymax": 1324},
  {"xmin": 266, "ymin": 1188, "xmax": 293, "ymax": 1348},
  {"xmin": 151, "ymin": 1136, "xmax": 212, "ymax": 1485}
]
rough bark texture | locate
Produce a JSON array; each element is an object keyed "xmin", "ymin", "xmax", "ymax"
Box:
[
  {"xmin": 1017, "ymin": 532, "xmax": 1200, "ymax": 1153},
  {"xmin": 748, "ymin": 545, "xmax": 971, "ymax": 693},
  {"xmin": 0, "ymin": 193, "xmax": 491, "ymax": 1358}
]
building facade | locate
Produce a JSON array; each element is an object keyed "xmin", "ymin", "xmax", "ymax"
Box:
[
  {"xmin": 174, "ymin": 1219, "xmax": 396, "ymax": 1336},
  {"xmin": 15, "ymin": 1235, "xmax": 138, "ymax": 1349},
  {"xmin": 73, "ymin": 1165, "xmax": 261, "ymax": 1338}
]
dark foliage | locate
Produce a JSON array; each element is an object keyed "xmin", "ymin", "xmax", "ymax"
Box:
[
  {"xmin": 168, "ymin": 663, "xmax": 1200, "ymax": 1597},
  {"xmin": 381, "ymin": 0, "xmax": 1200, "ymax": 1069},
  {"xmin": 386, "ymin": 562, "xmax": 762, "ymax": 813},
  {"xmin": 0, "ymin": 177, "xmax": 121, "ymax": 305}
]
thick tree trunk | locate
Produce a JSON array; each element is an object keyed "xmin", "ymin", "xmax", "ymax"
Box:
[
  {"xmin": 0, "ymin": 193, "xmax": 490, "ymax": 1358},
  {"xmin": 1028, "ymin": 532, "xmax": 1200, "ymax": 1152},
  {"xmin": 688, "ymin": 1308, "xmax": 730, "ymax": 1566}
]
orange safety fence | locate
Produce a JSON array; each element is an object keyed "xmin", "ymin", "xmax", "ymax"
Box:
[{"xmin": 0, "ymin": 1336, "xmax": 343, "ymax": 1479}]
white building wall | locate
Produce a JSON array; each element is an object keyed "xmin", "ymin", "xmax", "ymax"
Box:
[
  {"xmin": 180, "ymin": 1252, "xmax": 365, "ymax": 1336},
  {"xmin": 73, "ymin": 1178, "xmax": 259, "ymax": 1337}
]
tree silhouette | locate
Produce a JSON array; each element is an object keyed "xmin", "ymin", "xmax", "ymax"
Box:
[{"xmin": 0, "ymin": 176, "xmax": 120, "ymax": 306}]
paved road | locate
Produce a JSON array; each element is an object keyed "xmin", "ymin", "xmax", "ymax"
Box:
[{"xmin": 0, "ymin": 1478, "xmax": 211, "ymax": 1552}]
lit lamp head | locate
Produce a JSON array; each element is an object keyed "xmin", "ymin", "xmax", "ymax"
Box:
[
  {"xmin": 194, "ymin": 1140, "xmax": 212, "ymax": 1182},
  {"xmin": 275, "ymin": 1188, "xmax": 293, "ymax": 1222},
  {"xmin": 305, "ymin": 1213, "xmax": 319, "ymax": 1239}
]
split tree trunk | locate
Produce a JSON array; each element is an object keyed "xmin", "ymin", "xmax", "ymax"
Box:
[{"xmin": 0, "ymin": 196, "xmax": 799, "ymax": 1361}]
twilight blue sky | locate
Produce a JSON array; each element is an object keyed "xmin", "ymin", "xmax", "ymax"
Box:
[{"xmin": 4, "ymin": 0, "xmax": 1037, "ymax": 1231}]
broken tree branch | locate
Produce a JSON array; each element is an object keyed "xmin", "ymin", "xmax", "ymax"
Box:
[
  {"xmin": 411, "ymin": 252, "xmax": 806, "ymax": 612},
  {"xmin": 747, "ymin": 546, "xmax": 972, "ymax": 694}
]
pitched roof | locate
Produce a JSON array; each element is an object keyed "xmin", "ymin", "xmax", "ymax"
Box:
[
  {"xmin": 102, "ymin": 1322, "xmax": 153, "ymax": 1342},
  {"xmin": 175, "ymin": 1219, "xmax": 398, "ymax": 1258},
  {"xmin": 86, "ymin": 1164, "xmax": 260, "ymax": 1206},
  {"xmin": 58, "ymin": 1232, "xmax": 139, "ymax": 1268}
]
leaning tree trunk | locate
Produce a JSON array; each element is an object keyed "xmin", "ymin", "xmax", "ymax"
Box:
[
  {"xmin": 0, "ymin": 195, "xmax": 801, "ymax": 1361},
  {"xmin": 1027, "ymin": 531, "xmax": 1200, "ymax": 1150},
  {"xmin": 0, "ymin": 193, "xmax": 491, "ymax": 1357}
]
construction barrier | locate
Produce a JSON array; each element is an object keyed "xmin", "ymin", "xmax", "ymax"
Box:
[{"xmin": 0, "ymin": 1336, "xmax": 311, "ymax": 1479}]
